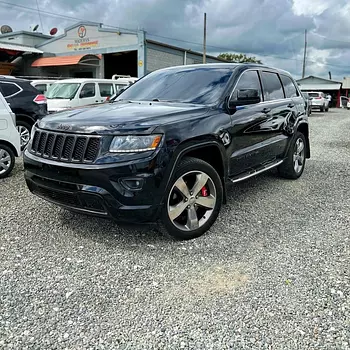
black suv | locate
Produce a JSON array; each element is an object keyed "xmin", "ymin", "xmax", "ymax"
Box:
[
  {"xmin": 0, "ymin": 76, "xmax": 48, "ymax": 148},
  {"xmin": 23, "ymin": 64, "xmax": 310, "ymax": 240}
]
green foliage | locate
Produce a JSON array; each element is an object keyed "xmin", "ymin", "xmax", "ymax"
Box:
[{"xmin": 218, "ymin": 53, "xmax": 262, "ymax": 64}]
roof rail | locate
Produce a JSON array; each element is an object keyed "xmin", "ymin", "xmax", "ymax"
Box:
[{"xmin": 112, "ymin": 74, "xmax": 132, "ymax": 79}]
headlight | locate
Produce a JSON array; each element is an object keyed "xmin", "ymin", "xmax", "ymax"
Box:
[{"xmin": 109, "ymin": 135, "xmax": 162, "ymax": 153}]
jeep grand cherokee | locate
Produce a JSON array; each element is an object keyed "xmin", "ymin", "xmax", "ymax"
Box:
[{"xmin": 23, "ymin": 64, "xmax": 310, "ymax": 240}]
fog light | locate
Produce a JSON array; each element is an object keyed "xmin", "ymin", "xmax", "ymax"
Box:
[{"xmin": 120, "ymin": 178, "xmax": 144, "ymax": 191}]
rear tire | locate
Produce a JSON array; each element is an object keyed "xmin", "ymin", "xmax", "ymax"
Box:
[
  {"xmin": 161, "ymin": 157, "xmax": 223, "ymax": 240},
  {"xmin": 320, "ymin": 105, "xmax": 325, "ymax": 112},
  {"xmin": 16, "ymin": 120, "xmax": 32, "ymax": 150},
  {"xmin": 0, "ymin": 144, "xmax": 15, "ymax": 179},
  {"xmin": 278, "ymin": 132, "xmax": 306, "ymax": 180}
]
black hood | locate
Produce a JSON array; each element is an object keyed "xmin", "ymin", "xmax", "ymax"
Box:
[{"xmin": 38, "ymin": 100, "xmax": 209, "ymax": 134}]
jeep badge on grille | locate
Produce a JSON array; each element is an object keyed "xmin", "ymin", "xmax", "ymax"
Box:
[{"xmin": 57, "ymin": 124, "xmax": 72, "ymax": 131}]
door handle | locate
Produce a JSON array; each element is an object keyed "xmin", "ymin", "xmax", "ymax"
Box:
[
  {"xmin": 262, "ymin": 107, "xmax": 271, "ymax": 114},
  {"xmin": 287, "ymin": 103, "xmax": 295, "ymax": 108}
]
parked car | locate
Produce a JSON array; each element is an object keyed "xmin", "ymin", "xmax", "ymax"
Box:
[
  {"xmin": 112, "ymin": 75, "xmax": 138, "ymax": 92},
  {"xmin": 340, "ymin": 96, "xmax": 348, "ymax": 108},
  {"xmin": 302, "ymin": 92, "xmax": 312, "ymax": 116},
  {"xmin": 308, "ymin": 91, "xmax": 329, "ymax": 112},
  {"xmin": 30, "ymin": 79, "xmax": 56, "ymax": 95},
  {"xmin": 46, "ymin": 78, "xmax": 135, "ymax": 113},
  {"xmin": 0, "ymin": 76, "xmax": 48, "ymax": 148},
  {"xmin": 23, "ymin": 63, "xmax": 310, "ymax": 240},
  {"xmin": 0, "ymin": 91, "xmax": 21, "ymax": 178},
  {"xmin": 347, "ymin": 98, "xmax": 350, "ymax": 110}
]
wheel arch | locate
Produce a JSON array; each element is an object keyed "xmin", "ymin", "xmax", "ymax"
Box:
[
  {"xmin": 0, "ymin": 139, "xmax": 19, "ymax": 157},
  {"xmin": 164, "ymin": 140, "xmax": 229, "ymax": 204},
  {"xmin": 15, "ymin": 113, "xmax": 36, "ymax": 126},
  {"xmin": 297, "ymin": 122, "xmax": 310, "ymax": 158}
]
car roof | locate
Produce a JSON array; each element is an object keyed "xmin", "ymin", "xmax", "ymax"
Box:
[
  {"xmin": 153, "ymin": 63, "xmax": 294, "ymax": 77},
  {"xmin": 0, "ymin": 76, "xmax": 31, "ymax": 84},
  {"xmin": 52, "ymin": 78, "xmax": 122, "ymax": 84}
]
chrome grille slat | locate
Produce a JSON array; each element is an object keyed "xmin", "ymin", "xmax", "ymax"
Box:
[{"xmin": 29, "ymin": 129, "xmax": 101, "ymax": 164}]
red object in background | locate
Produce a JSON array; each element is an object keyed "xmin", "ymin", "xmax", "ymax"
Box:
[
  {"xmin": 33, "ymin": 94, "xmax": 47, "ymax": 105},
  {"xmin": 50, "ymin": 28, "xmax": 58, "ymax": 35}
]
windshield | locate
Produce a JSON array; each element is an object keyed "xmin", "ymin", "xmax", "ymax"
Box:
[
  {"xmin": 308, "ymin": 93, "xmax": 319, "ymax": 98},
  {"xmin": 117, "ymin": 67, "xmax": 234, "ymax": 104},
  {"xmin": 46, "ymin": 83, "xmax": 81, "ymax": 99}
]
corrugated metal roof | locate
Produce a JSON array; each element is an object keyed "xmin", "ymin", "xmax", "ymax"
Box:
[
  {"xmin": 0, "ymin": 41, "xmax": 43, "ymax": 53},
  {"xmin": 299, "ymin": 83, "xmax": 341, "ymax": 91},
  {"xmin": 342, "ymin": 77, "xmax": 350, "ymax": 89},
  {"xmin": 32, "ymin": 54, "xmax": 101, "ymax": 67}
]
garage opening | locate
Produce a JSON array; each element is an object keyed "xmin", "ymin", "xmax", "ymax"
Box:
[{"xmin": 104, "ymin": 51, "xmax": 138, "ymax": 78}]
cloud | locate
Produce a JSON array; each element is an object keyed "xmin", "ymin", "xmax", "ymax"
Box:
[{"xmin": 1, "ymin": 0, "xmax": 350, "ymax": 80}]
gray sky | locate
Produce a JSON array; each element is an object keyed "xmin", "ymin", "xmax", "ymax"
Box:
[{"xmin": 1, "ymin": 0, "xmax": 350, "ymax": 80}]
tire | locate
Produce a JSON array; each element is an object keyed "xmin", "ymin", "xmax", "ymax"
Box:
[
  {"xmin": 0, "ymin": 144, "xmax": 15, "ymax": 179},
  {"xmin": 161, "ymin": 157, "xmax": 223, "ymax": 240},
  {"xmin": 278, "ymin": 132, "xmax": 307, "ymax": 180},
  {"xmin": 320, "ymin": 105, "xmax": 325, "ymax": 112},
  {"xmin": 16, "ymin": 120, "xmax": 32, "ymax": 150}
]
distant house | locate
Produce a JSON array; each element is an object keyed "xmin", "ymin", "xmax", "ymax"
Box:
[{"xmin": 296, "ymin": 76, "xmax": 342, "ymax": 107}]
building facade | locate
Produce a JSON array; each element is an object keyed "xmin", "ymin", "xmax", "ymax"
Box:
[{"xmin": 0, "ymin": 21, "xmax": 226, "ymax": 79}]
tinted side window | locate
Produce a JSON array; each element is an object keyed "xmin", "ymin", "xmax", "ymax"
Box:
[
  {"xmin": 231, "ymin": 70, "xmax": 262, "ymax": 101},
  {"xmin": 35, "ymin": 84, "xmax": 47, "ymax": 94},
  {"xmin": 261, "ymin": 72, "xmax": 284, "ymax": 101},
  {"xmin": 99, "ymin": 83, "xmax": 114, "ymax": 97},
  {"xmin": 280, "ymin": 75, "xmax": 299, "ymax": 98},
  {"xmin": 80, "ymin": 83, "xmax": 95, "ymax": 98},
  {"xmin": 0, "ymin": 82, "xmax": 21, "ymax": 97}
]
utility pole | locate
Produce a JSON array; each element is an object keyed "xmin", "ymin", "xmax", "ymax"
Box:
[
  {"xmin": 302, "ymin": 29, "xmax": 307, "ymax": 78},
  {"xmin": 203, "ymin": 13, "xmax": 207, "ymax": 64}
]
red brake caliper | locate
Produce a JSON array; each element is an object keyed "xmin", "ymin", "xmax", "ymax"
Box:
[{"xmin": 201, "ymin": 186, "xmax": 208, "ymax": 197}]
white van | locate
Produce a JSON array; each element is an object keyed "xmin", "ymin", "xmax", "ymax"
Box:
[
  {"xmin": 46, "ymin": 78, "xmax": 137, "ymax": 113},
  {"xmin": 0, "ymin": 91, "xmax": 21, "ymax": 178},
  {"xmin": 31, "ymin": 79, "xmax": 56, "ymax": 95}
]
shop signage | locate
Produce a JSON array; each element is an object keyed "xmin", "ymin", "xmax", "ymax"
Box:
[{"xmin": 66, "ymin": 25, "xmax": 99, "ymax": 51}]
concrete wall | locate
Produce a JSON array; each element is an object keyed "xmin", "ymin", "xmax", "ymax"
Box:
[
  {"xmin": 39, "ymin": 24, "xmax": 139, "ymax": 56},
  {"xmin": 146, "ymin": 42, "xmax": 225, "ymax": 73},
  {"xmin": 0, "ymin": 33, "xmax": 50, "ymax": 46}
]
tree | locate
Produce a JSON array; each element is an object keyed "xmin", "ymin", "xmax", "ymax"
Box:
[{"xmin": 218, "ymin": 53, "xmax": 262, "ymax": 64}]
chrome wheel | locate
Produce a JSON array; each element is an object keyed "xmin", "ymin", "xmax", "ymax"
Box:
[
  {"xmin": 167, "ymin": 171, "xmax": 217, "ymax": 232},
  {"xmin": 293, "ymin": 138, "xmax": 305, "ymax": 174},
  {"xmin": 0, "ymin": 148, "xmax": 12, "ymax": 175},
  {"xmin": 16, "ymin": 125, "xmax": 30, "ymax": 147}
]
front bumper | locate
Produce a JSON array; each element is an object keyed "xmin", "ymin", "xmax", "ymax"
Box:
[{"xmin": 23, "ymin": 150, "xmax": 164, "ymax": 223}]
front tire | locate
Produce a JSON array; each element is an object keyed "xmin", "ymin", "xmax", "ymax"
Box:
[
  {"xmin": 16, "ymin": 120, "xmax": 32, "ymax": 150},
  {"xmin": 161, "ymin": 157, "xmax": 223, "ymax": 240},
  {"xmin": 0, "ymin": 144, "xmax": 15, "ymax": 179},
  {"xmin": 278, "ymin": 132, "xmax": 306, "ymax": 179}
]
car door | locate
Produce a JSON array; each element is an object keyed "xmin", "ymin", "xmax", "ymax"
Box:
[
  {"xmin": 78, "ymin": 82, "xmax": 98, "ymax": 106},
  {"xmin": 227, "ymin": 69, "xmax": 275, "ymax": 175},
  {"xmin": 280, "ymin": 74, "xmax": 305, "ymax": 118},
  {"xmin": 98, "ymin": 83, "xmax": 114, "ymax": 102}
]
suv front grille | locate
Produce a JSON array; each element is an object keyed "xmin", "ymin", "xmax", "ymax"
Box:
[{"xmin": 30, "ymin": 129, "xmax": 100, "ymax": 163}]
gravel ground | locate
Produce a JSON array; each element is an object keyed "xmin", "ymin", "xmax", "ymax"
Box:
[{"xmin": 1, "ymin": 108, "xmax": 350, "ymax": 349}]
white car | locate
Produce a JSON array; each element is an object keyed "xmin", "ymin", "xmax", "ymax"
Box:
[
  {"xmin": 0, "ymin": 91, "xmax": 21, "ymax": 178},
  {"xmin": 30, "ymin": 79, "xmax": 56, "ymax": 95},
  {"xmin": 45, "ymin": 78, "xmax": 136, "ymax": 113},
  {"xmin": 308, "ymin": 91, "xmax": 329, "ymax": 112},
  {"xmin": 347, "ymin": 98, "xmax": 350, "ymax": 110}
]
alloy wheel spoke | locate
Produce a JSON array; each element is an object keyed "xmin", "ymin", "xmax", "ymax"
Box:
[
  {"xmin": 186, "ymin": 206, "xmax": 199, "ymax": 230},
  {"xmin": 0, "ymin": 149, "xmax": 4, "ymax": 158},
  {"xmin": 1, "ymin": 156, "xmax": 10, "ymax": 163},
  {"xmin": 191, "ymin": 173, "xmax": 209, "ymax": 197},
  {"xmin": 174, "ymin": 177, "xmax": 191, "ymax": 198},
  {"xmin": 297, "ymin": 141, "xmax": 304, "ymax": 154},
  {"xmin": 195, "ymin": 195, "xmax": 216, "ymax": 209},
  {"xmin": 169, "ymin": 201, "xmax": 188, "ymax": 221},
  {"xmin": 0, "ymin": 161, "xmax": 9, "ymax": 170}
]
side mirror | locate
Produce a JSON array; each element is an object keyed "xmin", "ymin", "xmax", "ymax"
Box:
[{"xmin": 229, "ymin": 89, "xmax": 261, "ymax": 108}]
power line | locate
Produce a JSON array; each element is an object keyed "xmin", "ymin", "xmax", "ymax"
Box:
[{"xmin": 2, "ymin": 1, "xmax": 350, "ymax": 70}]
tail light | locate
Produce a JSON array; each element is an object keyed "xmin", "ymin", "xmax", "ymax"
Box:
[
  {"xmin": 315, "ymin": 97, "xmax": 322, "ymax": 99},
  {"xmin": 33, "ymin": 94, "xmax": 47, "ymax": 105},
  {"xmin": 348, "ymin": 98, "xmax": 350, "ymax": 103}
]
